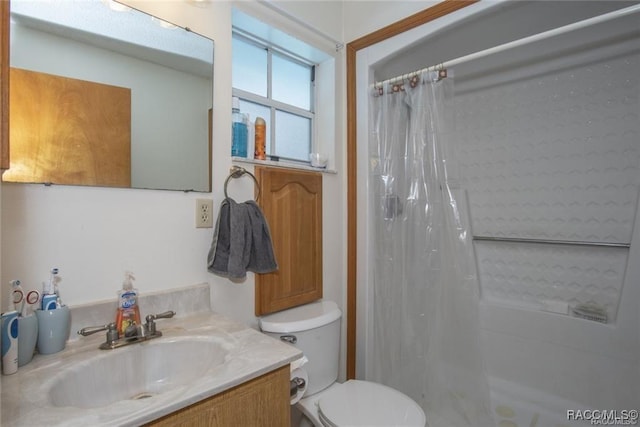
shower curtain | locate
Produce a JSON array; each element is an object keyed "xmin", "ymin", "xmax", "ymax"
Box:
[{"xmin": 368, "ymin": 70, "xmax": 493, "ymax": 427}]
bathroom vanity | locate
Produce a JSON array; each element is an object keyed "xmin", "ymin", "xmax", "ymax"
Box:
[
  {"xmin": 147, "ymin": 364, "xmax": 290, "ymax": 426},
  {"xmin": 0, "ymin": 304, "xmax": 301, "ymax": 426}
]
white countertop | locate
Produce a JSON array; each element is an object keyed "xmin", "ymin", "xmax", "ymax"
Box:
[{"xmin": 0, "ymin": 311, "xmax": 302, "ymax": 426}]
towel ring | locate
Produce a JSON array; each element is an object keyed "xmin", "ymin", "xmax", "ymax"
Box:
[{"xmin": 224, "ymin": 166, "xmax": 261, "ymax": 201}]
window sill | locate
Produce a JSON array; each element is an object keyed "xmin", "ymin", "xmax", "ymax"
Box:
[{"xmin": 231, "ymin": 156, "xmax": 337, "ymax": 174}]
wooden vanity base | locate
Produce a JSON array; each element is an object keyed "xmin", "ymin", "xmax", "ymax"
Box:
[{"xmin": 146, "ymin": 365, "xmax": 290, "ymax": 427}]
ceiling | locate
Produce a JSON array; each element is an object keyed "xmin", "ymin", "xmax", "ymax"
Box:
[{"xmin": 373, "ymin": 1, "xmax": 640, "ymax": 83}]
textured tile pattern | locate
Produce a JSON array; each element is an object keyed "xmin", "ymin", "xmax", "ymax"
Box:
[
  {"xmin": 475, "ymin": 241, "xmax": 628, "ymax": 318},
  {"xmin": 456, "ymin": 52, "xmax": 639, "ymax": 319},
  {"xmin": 457, "ymin": 54, "xmax": 639, "ymax": 243}
]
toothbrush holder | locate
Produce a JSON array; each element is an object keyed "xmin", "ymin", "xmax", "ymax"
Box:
[
  {"xmin": 17, "ymin": 314, "xmax": 38, "ymax": 366},
  {"xmin": 35, "ymin": 306, "xmax": 70, "ymax": 355}
]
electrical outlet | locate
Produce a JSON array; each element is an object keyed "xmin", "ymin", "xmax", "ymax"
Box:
[{"xmin": 196, "ymin": 198, "xmax": 214, "ymax": 228}]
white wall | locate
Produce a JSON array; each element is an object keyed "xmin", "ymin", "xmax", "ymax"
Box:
[
  {"xmin": 1, "ymin": 0, "xmax": 346, "ymax": 344},
  {"xmin": 271, "ymin": 0, "xmax": 344, "ymax": 43},
  {"xmin": 343, "ymin": 0, "xmax": 439, "ymax": 42},
  {"xmin": 266, "ymin": 0, "xmax": 437, "ymax": 45}
]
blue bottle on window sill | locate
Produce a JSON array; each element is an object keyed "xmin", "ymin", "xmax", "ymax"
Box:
[{"xmin": 232, "ymin": 97, "xmax": 248, "ymax": 157}]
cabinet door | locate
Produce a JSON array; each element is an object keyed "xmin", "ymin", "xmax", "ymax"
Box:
[
  {"xmin": 255, "ymin": 167, "xmax": 322, "ymax": 315},
  {"xmin": 146, "ymin": 365, "xmax": 290, "ymax": 427}
]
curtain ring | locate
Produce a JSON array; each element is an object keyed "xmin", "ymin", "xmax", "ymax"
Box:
[
  {"xmin": 438, "ymin": 64, "xmax": 447, "ymax": 80},
  {"xmin": 409, "ymin": 74, "xmax": 419, "ymax": 88}
]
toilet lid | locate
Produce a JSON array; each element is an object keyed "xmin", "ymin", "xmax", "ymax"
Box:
[{"xmin": 317, "ymin": 380, "xmax": 425, "ymax": 427}]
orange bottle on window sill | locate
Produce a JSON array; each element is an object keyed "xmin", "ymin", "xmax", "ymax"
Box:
[{"xmin": 254, "ymin": 117, "xmax": 266, "ymax": 160}]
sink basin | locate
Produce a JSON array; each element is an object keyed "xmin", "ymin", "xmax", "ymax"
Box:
[{"xmin": 49, "ymin": 338, "xmax": 228, "ymax": 408}]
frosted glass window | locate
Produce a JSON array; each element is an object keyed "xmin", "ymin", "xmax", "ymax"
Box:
[
  {"xmin": 275, "ymin": 110, "xmax": 311, "ymax": 161},
  {"xmin": 239, "ymin": 100, "xmax": 271, "ymax": 152},
  {"xmin": 232, "ymin": 33, "xmax": 315, "ymax": 163},
  {"xmin": 232, "ymin": 37, "xmax": 267, "ymax": 97},
  {"xmin": 272, "ymin": 53, "xmax": 312, "ymax": 110}
]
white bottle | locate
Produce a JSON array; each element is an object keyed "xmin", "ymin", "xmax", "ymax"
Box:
[
  {"xmin": 245, "ymin": 114, "xmax": 255, "ymax": 160},
  {"xmin": 41, "ymin": 267, "xmax": 59, "ymax": 310}
]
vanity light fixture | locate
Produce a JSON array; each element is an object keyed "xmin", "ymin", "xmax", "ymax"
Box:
[
  {"xmin": 151, "ymin": 16, "xmax": 178, "ymax": 30},
  {"xmin": 101, "ymin": 0, "xmax": 131, "ymax": 13},
  {"xmin": 187, "ymin": 0, "xmax": 210, "ymax": 7}
]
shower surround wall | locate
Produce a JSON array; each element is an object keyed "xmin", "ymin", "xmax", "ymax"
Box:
[
  {"xmin": 357, "ymin": 2, "xmax": 639, "ymax": 426},
  {"xmin": 457, "ymin": 48, "xmax": 639, "ymax": 318},
  {"xmin": 455, "ymin": 43, "xmax": 639, "ymax": 422}
]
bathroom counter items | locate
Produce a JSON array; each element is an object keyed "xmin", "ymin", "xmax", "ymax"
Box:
[{"xmin": 0, "ymin": 311, "xmax": 302, "ymax": 427}]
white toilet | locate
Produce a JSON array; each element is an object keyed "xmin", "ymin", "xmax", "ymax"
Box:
[{"xmin": 260, "ymin": 300, "xmax": 426, "ymax": 427}]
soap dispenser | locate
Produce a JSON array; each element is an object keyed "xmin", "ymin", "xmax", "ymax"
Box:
[{"xmin": 115, "ymin": 272, "xmax": 141, "ymax": 337}]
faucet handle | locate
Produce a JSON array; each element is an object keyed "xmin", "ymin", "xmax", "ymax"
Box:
[
  {"xmin": 145, "ymin": 310, "xmax": 176, "ymax": 336},
  {"xmin": 78, "ymin": 322, "xmax": 119, "ymax": 343},
  {"xmin": 145, "ymin": 310, "xmax": 176, "ymax": 323}
]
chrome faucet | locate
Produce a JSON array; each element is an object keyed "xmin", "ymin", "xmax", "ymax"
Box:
[{"xmin": 78, "ymin": 310, "xmax": 176, "ymax": 350}]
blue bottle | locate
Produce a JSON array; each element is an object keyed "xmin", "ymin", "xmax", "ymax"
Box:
[{"xmin": 231, "ymin": 97, "xmax": 247, "ymax": 157}]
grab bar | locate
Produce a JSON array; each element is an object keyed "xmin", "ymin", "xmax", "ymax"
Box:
[{"xmin": 472, "ymin": 236, "xmax": 630, "ymax": 248}]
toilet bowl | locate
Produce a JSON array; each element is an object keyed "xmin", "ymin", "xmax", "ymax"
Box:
[
  {"xmin": 298, "ymin": 380, "xmax": 425, "ymax": 427},
  {"xmin": 260, "ymin": 300, "xmax": 425, "ymax": 427}
]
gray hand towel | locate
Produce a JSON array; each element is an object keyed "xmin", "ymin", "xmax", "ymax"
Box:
[{"xmin": 207, "ymin": 198, "xmax": 278, "ymax": 280}]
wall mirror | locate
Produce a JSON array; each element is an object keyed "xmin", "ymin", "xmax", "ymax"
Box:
[{"xmin": 4, "ymin": 0, "xmax": 213, "ymax": 192}]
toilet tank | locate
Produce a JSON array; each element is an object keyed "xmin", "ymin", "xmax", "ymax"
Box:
[{"xmin": 260, "ymin": 300, "xmax": 342, "ymax": 396}]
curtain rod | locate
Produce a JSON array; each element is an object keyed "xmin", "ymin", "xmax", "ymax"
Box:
[{"xmin": 374, "ymin": 4, "xmax": 640, "ymax": 88}]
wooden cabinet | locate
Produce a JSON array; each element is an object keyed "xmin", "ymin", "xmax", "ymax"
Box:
[
  {"xmin": 146, "ymin": 365, "xmax": 290, "ymax": 427},
  {"xmin": 254, "ymin": 167, "xmax": 323, "ymax": 316},
  {"xmin": 1, "ymin": 0, "xmax": 9, "ymax": 170},
  {"xmin": 5, "ymin": 69, "xmax": 132, "ymax": 187}
]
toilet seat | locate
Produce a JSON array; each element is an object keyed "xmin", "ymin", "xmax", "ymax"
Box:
[{"xmin": 316, "ymin": 380, "xmax": 425, "ymax": 427}]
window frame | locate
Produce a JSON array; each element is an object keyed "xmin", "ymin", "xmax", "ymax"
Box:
[{"xmin": 232, "ymin": 31, "xmax": 316, "ymax": 163}]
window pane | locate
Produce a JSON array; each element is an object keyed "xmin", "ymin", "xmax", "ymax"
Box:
[
  {"xmin": 232, "ymin": 37, "xmax": 267, "ymax": 97},
  {"xmin": 272, "ymin": 54, "xmax": 311, "ymax": 111},
  {"xmin": 274, "ymin": 110, "xmax": 311, "ymax": 161},
  {"xmin": 239, "ymin": 100, "xmax": 271, "ymax": 153}
]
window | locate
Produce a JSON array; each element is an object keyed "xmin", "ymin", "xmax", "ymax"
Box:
[{"xmin": 232, "ymin": 33, "xmax": 315, "ymax": 163}]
